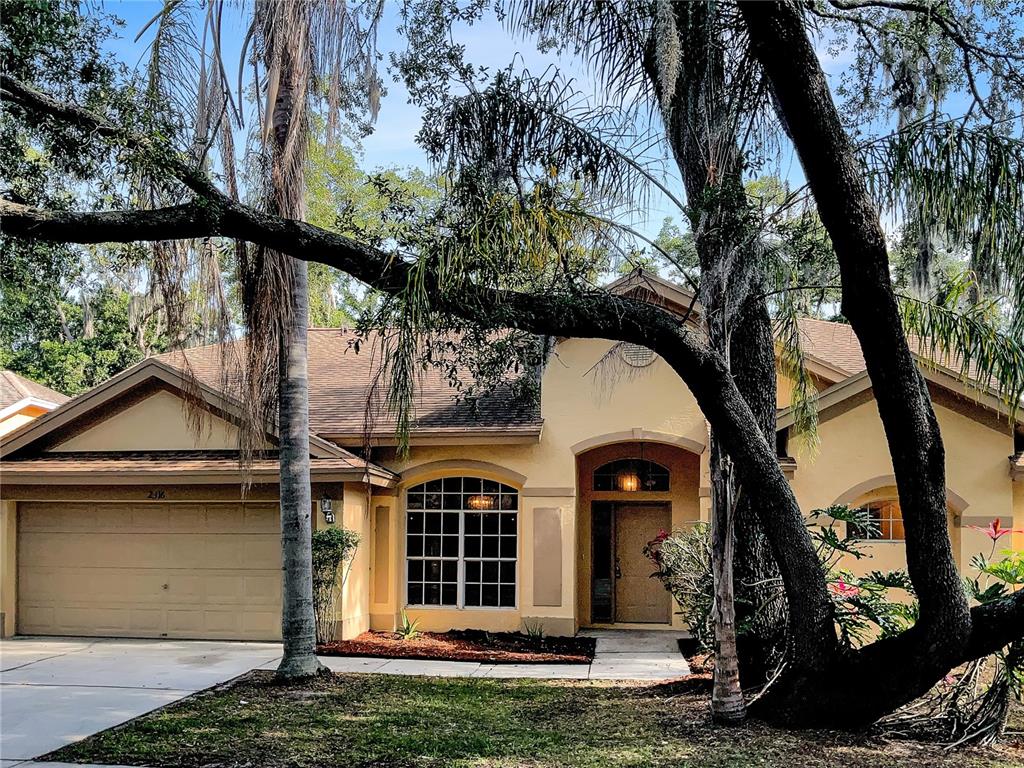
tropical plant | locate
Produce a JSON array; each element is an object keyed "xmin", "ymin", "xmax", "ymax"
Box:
[
  {"xmin": 311, "ymin": 527, "xmax": 360, "ymax": 645},
  {"xmin": 647, "ymin": 508, "xmax": 920, "ymax": 655},
  {"xmin": 397, "ymin": 609, "xmax": 421, "ymax": 642},
  {"xmin": 523, "ymin": 621, "xmax": 545, "ymax": 640}
]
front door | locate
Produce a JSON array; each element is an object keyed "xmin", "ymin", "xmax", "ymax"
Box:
[{"xmin": 614, "ymin": 504, "xmax": 671, "ymax": 623}]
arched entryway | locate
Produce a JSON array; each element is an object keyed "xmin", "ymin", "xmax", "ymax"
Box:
[{"xmin": 575, "ymin": 440, "xmax": 702, "ymax": 627}]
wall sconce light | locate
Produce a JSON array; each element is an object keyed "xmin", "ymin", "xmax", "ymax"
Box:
[{"xmin": 319, "ymin": 494, "xmax": 335, "ymax": 524}]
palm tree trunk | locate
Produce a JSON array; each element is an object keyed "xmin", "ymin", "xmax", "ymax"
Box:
[
  {"xmin": 275, "ymin": 256, "xmax": 321, "ymax": 678},
  {"xmin": 266, "ymin": 11, "xmax": 322, "ymax": 679},
  {"xmin": 710, "ymin": 437, "xmax": 747, "ymax": 723}
]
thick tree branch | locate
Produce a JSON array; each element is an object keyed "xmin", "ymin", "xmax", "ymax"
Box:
[
  {"xmin": 0, "ymin": 70, "xmax": 834, "ymax": 676},
  {"xmin": 1, "ymin": 73, "xmax": 220, "ymax": 200},
  {"xmin": 1, "ymin": 186, "xmax": 833, "ymax": 653},
  {"xmin": 962, "ymin": 591, "xmax": 1024, "ymax": 663},
  {"xmin": 741, "ymin": 0, "xmax": 968, "ymax": 643}
]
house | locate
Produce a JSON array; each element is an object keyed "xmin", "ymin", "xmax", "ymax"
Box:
[
  {"xmin": 0, "ymin": 370, "xmax": 68, "ymax": 437},
  {"xmin": 1, "ymin": 271, "xmax": 1021, "ymax": 641}
]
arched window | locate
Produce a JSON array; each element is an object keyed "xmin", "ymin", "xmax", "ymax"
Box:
[
  {"xmin": 405, "ymin": 477, "xmax": 518, "ymax": 608},
  {"xmin": 849, "ymin": 500, "xmax": 904, "ymax": 541},
  {"xmin": 593, "ymin": 459, "xmax": 670, "ymax": 492}
]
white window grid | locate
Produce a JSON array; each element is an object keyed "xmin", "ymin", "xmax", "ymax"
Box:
[
  {"xmin": 405, "ymin": 477, "xmax": 518, "ymax": 609},
  {"xmin": 852, "ymin": 501, "xmax": 905, "ymax": 541}
]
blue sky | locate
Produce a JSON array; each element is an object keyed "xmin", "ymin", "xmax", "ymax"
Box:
[{"xmin": 97, "ymin": 1, "xmax": 855, "ymax": 239}]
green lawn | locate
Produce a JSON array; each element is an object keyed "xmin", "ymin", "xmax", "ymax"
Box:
[{"xmin": 50, "ymin": 671, "xmax": 1024, "ymax": 768}]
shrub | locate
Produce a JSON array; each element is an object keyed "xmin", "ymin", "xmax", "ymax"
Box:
[
  {"xmin": 312, "ymin": 527, "xmax": 360, "ymax": 644},
  {"xmin": 643, "ymin": 523, "xmax": 715, "ymax": 650}
]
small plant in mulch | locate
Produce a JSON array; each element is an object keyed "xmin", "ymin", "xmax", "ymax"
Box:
[
  {"xmin": 397, "ymin": 609, "xmax": 421, "ymax": 641},
  {"xmin": 318, "ymin": 628, "xmax": 596, "ymax": 664}
]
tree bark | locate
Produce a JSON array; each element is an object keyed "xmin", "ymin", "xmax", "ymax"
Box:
[
  {"xmin": 737, "ymin": 0, "xmax": 977, "ymax": 724},
  {"xmin": 709, "ymin": 438, "xmax": 746, "ymax": 722},
  {"xmin": 657, "ymin": 1, "xmax": 789, "ymax": 689},
  {"xmin": 275, "ymin": 257, "xmax": 321, "ymax": 678},
  {"xmin": 729, "ymin": 294, "xmax": 787, "ymax": 684},
  {"xmin": 267, "ymin": 16, "xmax": 322, "ymax": 680}
]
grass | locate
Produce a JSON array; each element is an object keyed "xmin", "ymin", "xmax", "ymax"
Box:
[{"xmin": 50, "ymin": 671, "xmax": 1024, "ymax": 768}]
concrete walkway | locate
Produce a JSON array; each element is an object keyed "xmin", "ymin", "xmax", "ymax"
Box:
[
  {"xmin": 0, "ymin": 638, "xmax": 281, "ymax": 766},
  {"xmin": 1, "ymin": 631, "xmax": 688, "ymax": 767}
]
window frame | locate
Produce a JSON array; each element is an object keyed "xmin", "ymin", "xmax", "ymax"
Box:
[
  {"xmin": 849, "ymin": 499, "xmax": 905, "ymax": 542},
  {"xmin": 403, "ymin": 476, "xmax": 519, "ymax": 611},
  {"xmin": 592, "ymin": 458, "xmax": 671, "ymax": 493}
]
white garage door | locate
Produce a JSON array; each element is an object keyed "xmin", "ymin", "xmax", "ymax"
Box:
[{"xmin": 17, "ymin": 501, "xmax": 282, "ymax": 640}]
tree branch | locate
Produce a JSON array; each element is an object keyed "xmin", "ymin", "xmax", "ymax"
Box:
[{"xmin": 741, "ymin": 0, "xmax": 969, "ymax": 644}]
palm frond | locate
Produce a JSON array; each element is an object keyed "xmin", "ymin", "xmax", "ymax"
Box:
[
  {"xmin": 422, "ymin": 66, "xmax": 684, "ymax": 214},
  {"xmin": 897, "ymin": 273, "xmax": 1024, "ymax": 416},
  {"xmin": 506, "ymin": 0, "xmax": 653, "ymax": 106},
  {"xmin": 863, "ymin": 119, "xmax": 1024, "ymax": 330}
]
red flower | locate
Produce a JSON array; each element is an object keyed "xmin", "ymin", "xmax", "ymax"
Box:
[
  {"xmin": 830, "ymin": 577, "xmax": 860, "ymax": 598},
  {"xmin": 655, "ymin": 528, "xmax": 669, "ymax": 542},
  {"xmin": 969, "ymin": 517, "xmax": 1024, "ymax": 541}
]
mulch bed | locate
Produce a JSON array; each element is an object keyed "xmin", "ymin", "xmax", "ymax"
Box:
[{"xmin": 317, "ymin": 629, "xmax": 596, "ymax": 664}]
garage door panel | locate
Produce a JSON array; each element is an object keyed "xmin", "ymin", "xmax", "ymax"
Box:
[
  {"xmin": 243, "ymin": 611, "xmax": 280, "ymax": 636},
  {"xmin": 244, "ymin": 505, "xmax": 280, "ymax": 532},
  {"xmin": 18, "ymin": 502, "xmax": 283, "ymax": 640}
]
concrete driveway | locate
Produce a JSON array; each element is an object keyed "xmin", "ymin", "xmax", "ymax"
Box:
[{"xmin": 0, "ymin": 637, "xmax": 282, "ymax": 765}]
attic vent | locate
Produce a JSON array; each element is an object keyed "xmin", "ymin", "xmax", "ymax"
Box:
[{"xmin": 620, "ymin": 343, "xmax": 655, "ymax": 368}]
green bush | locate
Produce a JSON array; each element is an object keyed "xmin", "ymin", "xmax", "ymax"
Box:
[{"xmin": 312, "ymin": 527, "xmax": 360, "ymax": 644}]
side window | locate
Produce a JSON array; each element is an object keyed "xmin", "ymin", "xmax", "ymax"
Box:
[{"xmin": 849, "ymin": 500, "xmax": 905, "ymax": 541}]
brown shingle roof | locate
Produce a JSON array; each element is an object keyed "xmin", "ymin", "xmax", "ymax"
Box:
[
  {"xmin": 0, "ymin": 370, "xmax": 69, "ymax": 410},
  {"xmin": 796, "ymin": 318, "xmax": 867, "ymax": 377},
  {"xmin": 156, "ymin": 329, "xmax": 542, "ymax": 441},
  {"xmin": 796, "ymin": 318, "xmax": 990, "ymax": 388}
]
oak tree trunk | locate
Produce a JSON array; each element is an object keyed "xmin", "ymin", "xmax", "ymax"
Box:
[
  {"xmin": 655, "ymin": 1, "xmax": 788, "ymax": 690},
  {"xmin": 739, "ymin": 0, "xmax": 979, "ymax": 724}
]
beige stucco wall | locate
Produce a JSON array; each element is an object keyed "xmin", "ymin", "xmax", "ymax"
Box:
[
  {"xmin": 3, "ymin": 335, "xmax": 1017, "ymax": 641},
  {"xmin": 51, "ymin": 390, "xmax": 263, "ymax": 452},
  {"xmin": 1014, "ymin": 479, "xmax": 1024, "ymax": 555},
  {"xmin": 789, "ymin": 395, "xmax": 1014, "ymax": 578},
  {"xmin": 321, "ymin": 481, "xmax": 372, "ymax": 641},
  {"xmin": 1, "ymin": 500, "xmax": 16, "ymax": 636},
  {"xmin": 364, "ymin": 337, "xmax": 709, "ymax": 635}
]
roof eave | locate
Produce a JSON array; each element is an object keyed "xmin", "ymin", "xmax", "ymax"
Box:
[
  {"xmin": 322, "ymin": 427, "xmax": 544, "ymax": 447},
  {"xmin": 0, "ymin": 465, "xmax": 398, "ymax": 488}
]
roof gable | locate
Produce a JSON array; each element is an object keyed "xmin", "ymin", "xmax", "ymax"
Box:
[
  {"xmin": 0, "ymin": 358, "xmax": 351, "ymax": 461},
  {"xmin": 0, "ymin": 370, "xmax": 69, "ymax": 421},
  {"xmin": 606, "ymin": 268, "xmax": 702, "ymax": 323}
]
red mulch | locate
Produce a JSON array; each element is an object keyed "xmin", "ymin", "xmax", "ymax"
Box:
[{"xmin": 317, "ymin": 629, "xmax": 596, "ymax": 664}]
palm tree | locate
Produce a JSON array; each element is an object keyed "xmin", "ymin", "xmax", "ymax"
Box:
[{"xmin": 136, "ymin": 0, "xmax": 381, "ymax": 678}]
